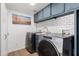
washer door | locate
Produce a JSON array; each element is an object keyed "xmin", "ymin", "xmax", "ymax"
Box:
[{"xmin": 38, "ymin": 40, "xmax": 60, "ymax": 56}]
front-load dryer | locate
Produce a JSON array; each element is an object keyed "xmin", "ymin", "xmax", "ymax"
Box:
[{"xmin": 36, "ymin": 35, "xmax": 63, "ymax": 56}]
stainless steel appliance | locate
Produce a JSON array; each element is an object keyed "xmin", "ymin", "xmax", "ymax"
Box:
[
  {"xmin": 36, "ymin": 35, "xmax": 61, "ymax": 56},
  {"xmin": 26, "ymin": 32, "xmax": 37, "ymax": 53},
  {"xmin": 36, "ymin": 34, "xmax": 74, "ymax": 56}
]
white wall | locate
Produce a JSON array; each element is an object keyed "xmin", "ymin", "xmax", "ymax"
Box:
[
  {"xmin": 0, "ymin": 3, "xmax": 36, "ymax": 55},
  {"xmin": 7, "ymin": 10, "xmax": 36, "ymax": 53},
  {"xmin": 36, "ymin": 14, "xmax": 74, "ymax": 35},
  {"xmin": 1, "ymin": 3, "xmax": 8, "ymax": 56}
]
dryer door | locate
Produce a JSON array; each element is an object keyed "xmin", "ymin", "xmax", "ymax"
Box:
[{"xmin": 38, "ymin": 40, "xmax": 60, "ymax": 56}]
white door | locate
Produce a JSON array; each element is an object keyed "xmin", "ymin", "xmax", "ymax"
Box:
[{"xmin": 1, "ymin": 3, "xmax": 8, "ymax": 56}]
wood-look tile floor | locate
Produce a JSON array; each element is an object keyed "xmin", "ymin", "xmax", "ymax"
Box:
[{"xmin": 8, "ymin": 49, "xmax": 39, "ymax": 56}]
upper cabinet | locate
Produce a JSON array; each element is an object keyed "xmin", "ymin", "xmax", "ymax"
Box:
[
  {"xmin": 34, "ymin": 4, "xmax": 50, "ymax": 23},
  {"xmin": 52, "ymin": 3, "xmax": 64, "ymax": 16},
  {"xmin": 38, "ymin": 10, "xmax": 43, "ymax": 21},
  {"xmin": 34, "ymin": 13, "xmax": 38, "ymax": 23},
  {"xmin": 34, "ymin": 10, "xmax": 43, "ymax": 23},
  {"xmin": 34, "ymin": 3, "xmax": 79, "ymax": 23},
  {"xmin": 43, "ymin": 5, "xmax": 50, "ymax": 18},
  {"xmin": 65, "ymin": 3, "xmax": 79, "ymax": 12}
]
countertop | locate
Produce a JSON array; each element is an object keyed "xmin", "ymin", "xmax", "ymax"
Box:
[{"xmin": 36, "ymin": 32, "xmax": 74, "ymax": 39}]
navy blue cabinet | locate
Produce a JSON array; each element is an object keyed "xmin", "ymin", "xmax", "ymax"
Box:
[
  {"xmin": 37, "ymin": 10, "xmax": 43, "ymax": 21},
  {"xmin": 65, "ymin": 3, "xmax": 79, "ymax": 12},
  {"xmin": 43, "ymin": 5, "xmax": 50, "ymax": 18},
  {"xmin": 34, "ymin": 13, "xmax": 38, "ymax": 23},
  {"xmin": 34, "ymin": 10, "xmax": 43, "ymax": 23},
  {"xmin": 52, "ymin": 3, "xmax": 64, "ymax": 16},
  {"xmin": 34, "ymin": 3, "xmax": 79, "ymax": 23},
  {"xmin": 34, "ymin": 4, "xmax": 50, "ymax": 23}
]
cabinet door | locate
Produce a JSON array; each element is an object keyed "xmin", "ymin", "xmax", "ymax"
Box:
[
  {"xmin": 38, "ymin": 11, "xmax": 43, "ymax": 21},
  {"xmin": 65, "ymin": 3, "xmax": 79, "ymax": 12},
  {"xmin": 34, "ymin": 14, "xmax": 38, "ymax": 23},
  {"xmin": 43, "ymin": 5, "xmax": 50, "ymax": 18},
  {"xmin": 52, "ymin": 3, "xmax": 64, "ymax": 16}
]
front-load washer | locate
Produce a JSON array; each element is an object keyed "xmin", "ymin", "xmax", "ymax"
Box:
[{"xmin": 37, "ymin": 35, "xmax": 63, "ymax": 56}]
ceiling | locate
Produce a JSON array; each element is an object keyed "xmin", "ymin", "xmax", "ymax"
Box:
[{"xmin": 6, "ymin": 3, "xmax": 49, "ymax": 15}]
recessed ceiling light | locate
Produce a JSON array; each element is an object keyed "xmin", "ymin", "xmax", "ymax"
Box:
[{"xmin": 30, "ymin": 3, "xmax": 36, "ymax": 6}]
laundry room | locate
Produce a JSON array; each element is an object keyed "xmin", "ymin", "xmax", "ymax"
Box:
[{"xmin": 0, "ymin": 3, "xmax": 79, "ymax": 56}]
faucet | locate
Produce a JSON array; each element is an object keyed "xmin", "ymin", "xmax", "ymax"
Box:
[{"xmin": 42, "ymin": 25, "xmax": 49, "ymax": 33}]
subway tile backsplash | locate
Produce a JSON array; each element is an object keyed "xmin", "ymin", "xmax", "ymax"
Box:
[{"xmin": 36, "ymin": 14, "xmax": 74, "ymax": 35}]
